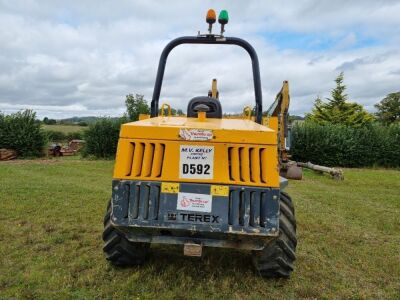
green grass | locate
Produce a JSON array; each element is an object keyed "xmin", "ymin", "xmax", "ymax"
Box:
[
  {"xmin": 42, "ymin": 124, "xmax": 86, "ymax": 133},
  {"xmin": 0, "ymin": 160, "xmax": 399, "ymax": 299}
]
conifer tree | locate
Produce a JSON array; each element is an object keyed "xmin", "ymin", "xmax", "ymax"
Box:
[{"xmin": 306, "ymin": 72, "xmax": 373, "ymax": 126}]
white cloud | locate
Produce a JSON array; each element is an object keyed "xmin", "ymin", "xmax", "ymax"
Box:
[{"xmin": 0, "ymin": 0, "xmax": 399, "ymax": 118}]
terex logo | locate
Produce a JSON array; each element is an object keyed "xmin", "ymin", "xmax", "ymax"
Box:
[
  {"xmin": 181, "ymin": 213, "xmax": 219, "ymax": 223},
  {"xmin": 167, "ymin": 212, "xmax": 219, "ymax": 224}
]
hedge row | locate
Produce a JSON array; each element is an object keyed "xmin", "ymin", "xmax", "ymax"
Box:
[
  {"xmin": 290, "ymin": 122, "xmax": 400, "ymax": 167},
  {"xmin": 0, "ymin": 110, "xmax": 46, "ymax": 157}
]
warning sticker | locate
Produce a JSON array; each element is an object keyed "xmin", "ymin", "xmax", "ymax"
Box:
[
  {"xmin": 210, "ymin": 185, "xmax": 229, "ymax": 197},
  {"xmin": 179, "ymin": 129, "xmax": 213, "ymax": 141},
  {"xmin": 176, "ymin": 192, "xmax": 212, "ymax": 212},
  {"xmin": 179, "ymin": 145, "xmax": 214, "ymax": 179}
]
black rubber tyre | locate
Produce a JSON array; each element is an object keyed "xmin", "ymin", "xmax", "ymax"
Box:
[
  {"xmin": 252, "ymin": 192, "xmax": 297, "ymax": 278},
  {"xmin": 102, "ymin": 201, "xmax": 149, "ymax": 266}
]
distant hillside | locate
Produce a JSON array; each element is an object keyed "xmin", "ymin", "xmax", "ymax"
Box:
[
  {"xmin": 59, "ymin": 116, "xmax": 120, "ymax": 124},
  {"xmin": 289, "ymin": 115, "xmax": 305, "ymax": 122}
]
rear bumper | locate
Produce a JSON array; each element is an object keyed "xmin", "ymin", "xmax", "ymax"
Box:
[{"xmin": 110, "ymin": 180, "xmax": 280, "ymax": 250}]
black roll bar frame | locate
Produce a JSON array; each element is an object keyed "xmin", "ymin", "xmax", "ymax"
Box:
[{"xmin": 150, "ymin": 35, "xmax": 263, "ymax": 124}]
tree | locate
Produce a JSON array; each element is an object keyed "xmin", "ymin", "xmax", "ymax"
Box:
[
  {"xmin": 42, "ymin": 117, "xmax": 56, "ymax": 125},
  {"xmin": 158, "ymin": 107, "xmax": 185, "ymax": 116},
  {"xmin": 327, "ymin": 72, "xmax": 347, "ymax": 108},
  {"xmin": 374, "ymin": 92, "xmax": 400, "ymax": 125},
  {"xmin": 306, "ymin": 72, "xmax": 374, "ymax": 127},
  {"xmin": 125, "ymin": 94, "xmax": 150, "ymax": 121}
]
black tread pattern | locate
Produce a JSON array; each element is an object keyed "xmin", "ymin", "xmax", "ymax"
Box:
[
  {"xmin": 102, "ymin": 200, "xmax": 148, "ymax": 267},
  {"xmin": 252, "ymin": 192, "xmax": 297, "ymax": 278}
]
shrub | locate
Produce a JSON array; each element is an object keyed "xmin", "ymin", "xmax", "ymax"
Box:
[
  {"xmin": 83, "ymin": 118, "xmax": 124, "ymax": 158},
  {"xmin": 291, "ymin": 122, "xmax": 400, "ymax": 167},
  {"xmin": 0, "ymin": 110, "xmax": 46, "ymax": 157},
  {"xmin": 46, "ymin": 130, "xmax": 67, "ymax": 142}
]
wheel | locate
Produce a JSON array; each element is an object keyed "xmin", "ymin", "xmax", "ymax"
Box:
[
  {"xmin": 252, "ymin": 191, "xmax": 297, "ymax": 278},
  {"xmin": 102, "ymin": 200, "xmax": 149, "ymax": 266}
]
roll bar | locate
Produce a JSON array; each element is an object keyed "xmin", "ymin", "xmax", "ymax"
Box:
[{"xmin": 150, "ymin": 35, "xmax": 263, "ymax": 124}]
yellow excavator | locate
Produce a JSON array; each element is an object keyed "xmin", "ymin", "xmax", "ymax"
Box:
[{"xmin": 265, "ymin": 81, "xmax": 303, "ymax": 180}]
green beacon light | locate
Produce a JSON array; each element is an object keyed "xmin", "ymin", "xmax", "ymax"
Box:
[{"xmin": 218, "ymin": 10, "xmax": 229, "ymax": 35}]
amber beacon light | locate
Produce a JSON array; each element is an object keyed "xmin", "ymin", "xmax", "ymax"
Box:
[{"xmin": 206, "ymin": 9, "xmax": 216, "ymax": 33}]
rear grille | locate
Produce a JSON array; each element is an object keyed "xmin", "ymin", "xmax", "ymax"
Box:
[
  {"xmin": 117, "ymin": 182, "xmax": 160, "ymax": 221},
  {"xmin": 228, "ymin": 190, "xmax": 268, "ymax": 227},
  {"xmin": 228, "ymin": 146, "xmax": 268, "ymax": 184},
  {"xmin": 126, "ymin": 142, "xmax": 165, "ymax": 178}
]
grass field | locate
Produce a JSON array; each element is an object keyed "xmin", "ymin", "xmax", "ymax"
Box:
[
  {"xmin": 0, "ymin": 159, "xmax": 399, "ymax": 299},
  {"xmin": 42, "ymin": 124, "xmax": 86, "ymax": 133}
]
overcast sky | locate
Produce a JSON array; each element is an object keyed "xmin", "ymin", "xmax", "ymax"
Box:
[{"xmin": 0, "ymin": 0, "xmax": 399, "ymax": 119}]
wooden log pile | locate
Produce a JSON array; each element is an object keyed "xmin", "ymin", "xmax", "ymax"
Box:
[{"xmin": 0, "ymin": 148, "xmax": 17, "ymax": 161}]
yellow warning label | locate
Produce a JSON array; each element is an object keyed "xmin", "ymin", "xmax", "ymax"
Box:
[
  {"xmin": 210, "ymin": 185, "xmax": 229, "ymax": 197},
  {"xmin": 161, "ymin": 182, "xmax": 179, "ymax": 193}
]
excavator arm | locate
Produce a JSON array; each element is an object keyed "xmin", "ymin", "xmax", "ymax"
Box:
[
  {"xmin": 266, "ymin": 80, "xmax": 290, "ymax": 164},
  {"xmin": 265, "ymin": 81, "xmax": 302, "ymax": 179}
]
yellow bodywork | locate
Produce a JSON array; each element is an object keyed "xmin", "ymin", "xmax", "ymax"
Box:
[{"xmin": 113, "ymin": 116, "xmax": 280, "ymax": 188}]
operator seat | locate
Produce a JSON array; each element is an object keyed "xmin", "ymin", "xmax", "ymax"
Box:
[{"xmin": 187, "ymin": 96, "xmax": 222, "ymax": 118}]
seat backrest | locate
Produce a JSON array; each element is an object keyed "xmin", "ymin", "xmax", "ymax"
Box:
[{"xmin": 187, "ymin": 96, "xmax": 222, "ymax": 118}]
